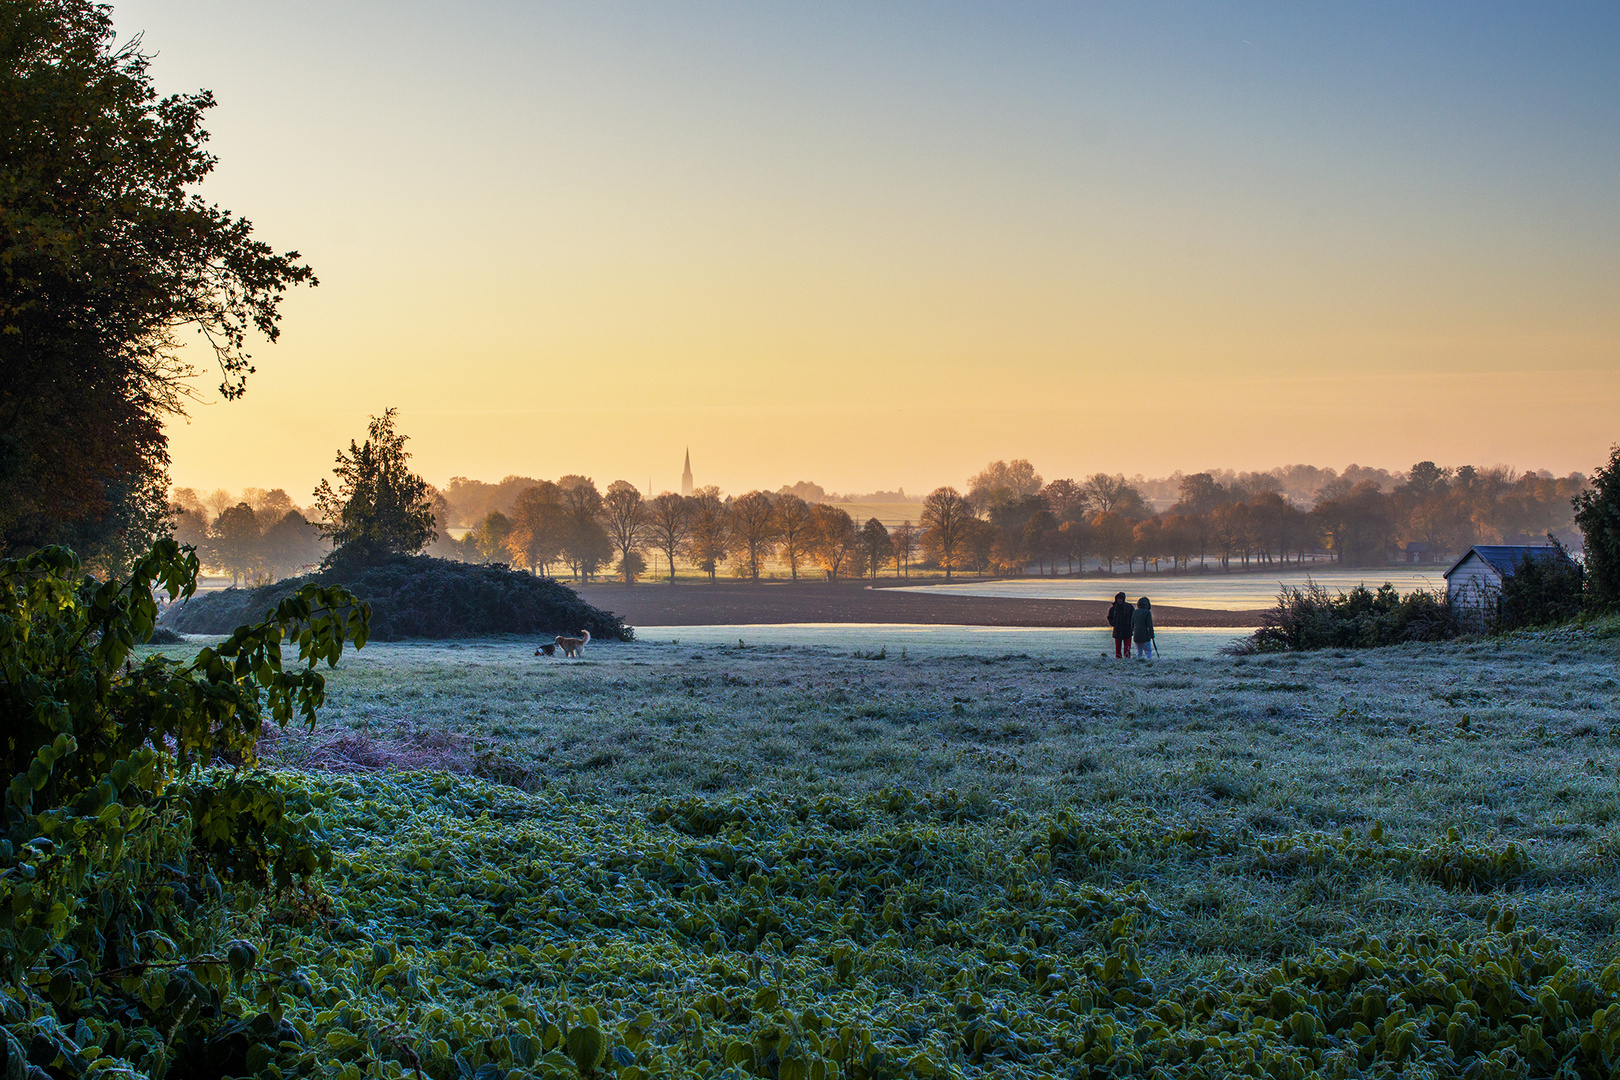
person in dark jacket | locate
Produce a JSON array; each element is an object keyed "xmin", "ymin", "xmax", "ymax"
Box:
[
  {"xmin": 1106, "ymin": 592, "xmax": 1134, "ymax": 658},
  {"xmin": 1132, "ymin": 596, "xmax": 1155, "ymax": 659}
]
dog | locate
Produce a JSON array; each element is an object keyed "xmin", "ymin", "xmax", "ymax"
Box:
[
  {"xmin": 534, "ymin": 643, "xmax": 556, "ymax": 657},
  {"xmin": 554, "ymin": 629, "xmax": 590, "ymax": 658}
]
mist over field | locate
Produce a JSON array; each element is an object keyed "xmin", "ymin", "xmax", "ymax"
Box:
[{"xmin": 169, "ymin": 453, "xmax": 1590, "ymax": 591}]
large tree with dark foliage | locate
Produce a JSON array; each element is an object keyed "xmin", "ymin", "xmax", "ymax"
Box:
[
  {"xmin": 0, "ymin": 1, "xmax": 314, "ymax": 569},
  {"xmin": 1574, "ymin": 444, "xmax": 1620, "ymax": 609},
  {"xmin": 312, "ymin": 410, "xmax": 436, "ymax": 567}
]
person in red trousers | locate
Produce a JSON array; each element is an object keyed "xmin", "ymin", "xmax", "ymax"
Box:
[{"xmin": 1106, "ymin": 592, "xmax": 1135, "ymax": 658}]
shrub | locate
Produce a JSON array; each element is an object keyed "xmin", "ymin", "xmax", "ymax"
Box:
[
  {"xmin": 162, "ymin": 553, "xmax": 632, "ymax": 641},
  {"xmin": 1493, "ymin": 537, "xmax": 1585, "ymax": 632},
  {"xmin": 0, "ymin": 540, "xmax": 367, "ymax": 1077},
  {"xmin": 1574, "ymin": 443, "xmax": 1620, "ymax": 610},
  {"xmin": 1234, "ymin": 579, "xmax": 1460, "ymax": 653}
]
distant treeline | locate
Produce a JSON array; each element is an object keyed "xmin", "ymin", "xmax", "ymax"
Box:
[
  {"xmin": 171, "ymin": 458, "xmax": 1586, "ymax": 585},
  {"xmin": 435, "ymin": 458, "xmax": 1586, "ymax": 583},
  {"xmin": 439, "ymin": 478, "xmax": 908, "ymax": 583},
  {"xmin": 439, "ymin": 475, "xmax": 917, "ymax": 527},
  {"xmin": 168, "ymin": 487, "xmax": 328, "ymax": 585}
]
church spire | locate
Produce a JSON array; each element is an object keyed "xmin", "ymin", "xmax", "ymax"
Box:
[{"xmin": 681, "ymin": 447, "xmax": 694, "ymax": 497}]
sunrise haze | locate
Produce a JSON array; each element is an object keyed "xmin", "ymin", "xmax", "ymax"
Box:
[{"xmin": 111, "ymin": 1, "xmax": 1620, "ymax": 496}]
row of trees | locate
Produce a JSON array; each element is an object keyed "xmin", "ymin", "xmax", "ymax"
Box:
[
  {"xmin": 437, "ymin": 458, "xmax": 1584, "ymax": 574},
  {"xmin": 455, "ymin": 482, "xmax": 915, "ymax": 583},
  {"xmin": 160, "ymin": 402, "xmax": 1599, "ymax": 588},
  {"xmin": 1166, "ymin": 463, "xmax": 1584, "ymax": 569},
  {"xmin": 182, "ymin": 449, "xmax": 1593, "ymax": 587},
  {"xmin": 440, "ymin": 459, "xmax": 1391, "ymax": 583},
  {"xmin": 937, "ymin": 459, "xmax": 1588, "ymax": 574},
  {"xmin": 170, "ymin": 493, "xmax": 326, "ymax": 585},
  {"xmin": 174, "ymin": 450, "xmax": 1597, "ymax": 587},
  {"xmin": 443, "ymin": 467, "xmax": 1402, "ymax": 583}
]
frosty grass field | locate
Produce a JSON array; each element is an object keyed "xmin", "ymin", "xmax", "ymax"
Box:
[
  {"xmin": 631, "ymin": 624, "xmax": 1251, "ymax": 660},
  {"xmin": 170, "ymin": 618, "xmax": 1620, "ymax": 1078}
]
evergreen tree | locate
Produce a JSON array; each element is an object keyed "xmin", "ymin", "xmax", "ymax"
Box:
[{"xmin": 311, "ymin": 410, "xmax": 436, "ymax": 566}]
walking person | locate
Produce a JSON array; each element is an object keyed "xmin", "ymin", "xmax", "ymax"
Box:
[
  {"xmin": 1106, "ymin": 592, "xmax": 1135, "ymax": 658},
  {"xmin": 1133, "ymin": 596, "xmax": 1156, "ymax": 659}
]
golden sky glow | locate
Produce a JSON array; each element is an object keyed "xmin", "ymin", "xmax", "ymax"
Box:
[{"xmin": 117, "ymin": 2, "xmax": 1620, "ymax": 497}]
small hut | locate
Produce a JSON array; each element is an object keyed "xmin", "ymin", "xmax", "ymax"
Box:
[
  {"xmin": 1403, "ymin": 541, "xmax": 1437, "ymax": 564},
  {"xmin": 1443, "ymin": 544, "xmax": 1574, "ymax": 614}
]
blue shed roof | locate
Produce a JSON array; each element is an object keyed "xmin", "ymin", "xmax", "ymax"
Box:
[{"xmin": 1443, "ymin": 545, "xmax": 1572, "ymax": 580}]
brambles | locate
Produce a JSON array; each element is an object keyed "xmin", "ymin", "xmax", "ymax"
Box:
[
  {"xmin": 1248, "ymin": 823, "xmax": 1535, "ymax": 892},
  {"xmin": 1240, "ymin": 551, "xmax": 1593, "ymax": 651}
]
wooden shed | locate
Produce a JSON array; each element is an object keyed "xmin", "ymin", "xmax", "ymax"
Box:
[{"xmin": 1443, "ymin": 544, "xmax": 1571, "ymax": 612}]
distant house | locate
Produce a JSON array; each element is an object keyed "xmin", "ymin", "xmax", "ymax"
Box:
[
  {"xmin": 1403, "ymin": 541, "xmax": 1438, "ymax": 564},
  {"xmin": 1443, "ymin": 545, "xmax": 1574, "ymax": 613}
]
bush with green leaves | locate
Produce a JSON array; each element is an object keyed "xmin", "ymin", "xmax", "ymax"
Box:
[
  {"xmin": 0, "ymin": 540, "xmax": 367, "ymax": 1078},
  {"xmin": 1493, "ymin": 539, "xmax": 1585, "ymax": 632},
  {"xmin": 1234, "ymin": 580, "xmax": 1459, "ymax": 653}
]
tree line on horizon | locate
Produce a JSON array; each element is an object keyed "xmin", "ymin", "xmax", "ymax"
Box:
[
  {"xmin": 454, "ymin": 480, "xmax": 914, "ymax": 583},
  {"xmin": 428, "ymin": 456, "xmax": 1587, "ymax": 584},
  {"xmin": 167, "ymin": 449, "xmax": 1589, "ymax": 586},
  {"xmin": 169, "ymin": 492, "xmax": 324, "ymax": 587}
]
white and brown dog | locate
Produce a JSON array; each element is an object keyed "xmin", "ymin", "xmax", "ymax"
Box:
[{"xmin": 553, "ymin": 629, "xmax": 590, "ymax": 658}]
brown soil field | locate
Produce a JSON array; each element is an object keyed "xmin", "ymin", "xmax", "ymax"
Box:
[{"xmin": 572, "ymin": 578, "xmax": 1260, "ymax": 627}]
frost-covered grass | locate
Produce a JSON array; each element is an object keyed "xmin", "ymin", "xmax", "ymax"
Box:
[
  {"xmin": 127, "ymin": 628, "xmax": 1620, "ymax": 1077},
  {"xmin": 250, "ymin": 632, "xmax": 1620, "ymax": 965}
]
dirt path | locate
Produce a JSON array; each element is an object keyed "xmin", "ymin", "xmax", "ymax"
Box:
[{"xmin": 572, "ymin": 579, "xmax": 1260, "ymax": 627}]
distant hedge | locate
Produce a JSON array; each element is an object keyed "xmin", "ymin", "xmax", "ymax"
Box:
[{"xmin": 162, "ymin": 556, "xmax": 632, "ymax": 641}]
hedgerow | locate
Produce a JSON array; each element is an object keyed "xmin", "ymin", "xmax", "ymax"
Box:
[{"xmin": 161, "ymin": 555, "xmax": 631, "ymax": 642}]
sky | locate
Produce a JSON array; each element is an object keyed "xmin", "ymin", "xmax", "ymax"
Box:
[{"xmin": 114, "ymin": 1, "xmax": 1620, "ymax": 499}]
